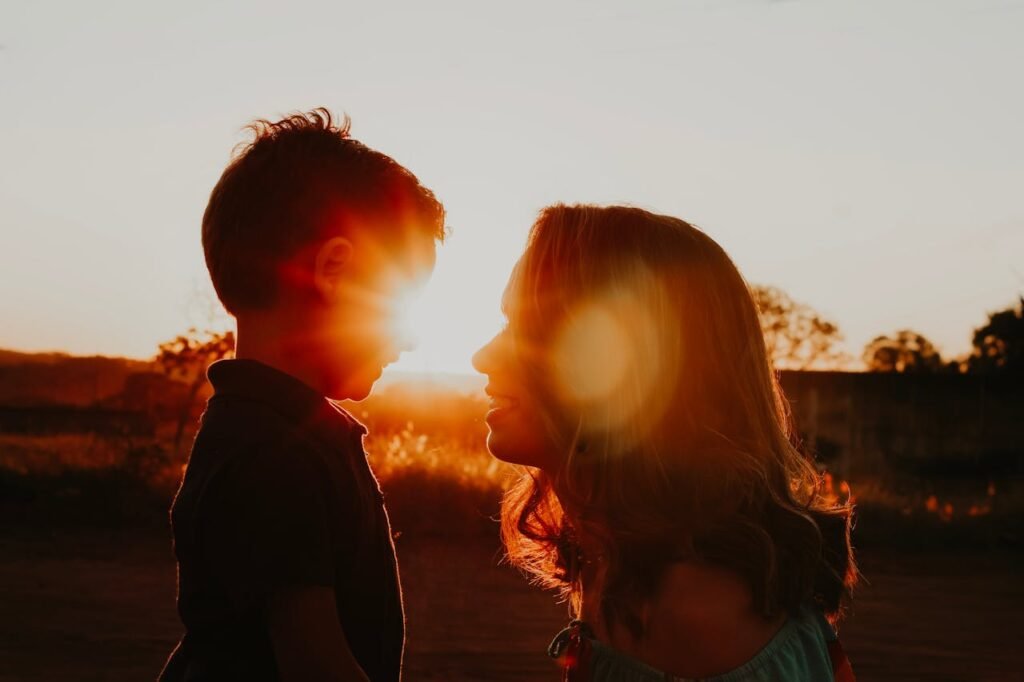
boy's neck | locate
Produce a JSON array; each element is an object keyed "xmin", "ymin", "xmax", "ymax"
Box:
[{"xmin": 233, "ymin": 316, "xmax": 329, "ymax": 397}]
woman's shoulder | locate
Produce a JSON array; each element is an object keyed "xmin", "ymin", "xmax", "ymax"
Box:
[
  {"xmin": 702, "ymin": 604, "xmax": 837, "ymax": 682},
  {"xmin": 574, "ymin": 561, "xmax": 839, "ymax": 681},
  {"xmin": 559, "ymin": 605, "xmax": 836, "ymax": 682},
  {"xmin": 634, "ymin": 561, "xmax": 787, "ymax": 677}
]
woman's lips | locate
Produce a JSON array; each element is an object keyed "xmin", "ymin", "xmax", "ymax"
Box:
[
  {"xmin": 488, "ymin": 395, "xmax": 519, "ymax": 410},
  {"xmin": 484, "ymin": 391, "xmax": 520, "ymax": 423}
]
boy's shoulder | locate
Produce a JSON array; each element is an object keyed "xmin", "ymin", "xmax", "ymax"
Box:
[
  {"xmin": 197, "ymin": 378, "xmax": 362, "ymax": 448},
  {"xmin": 177, "ymin": 360, "xmax": 375, "ymax": 520},
  {"xmin": 179, "ymin": 406, "xmax": 338, "ymax": 518},
  {"xmin": 192, "ymin": 394, "xmax": 354, "ymax": 484},
  {"xmin": 199, "ymin": 391, "xmax": 309, "ymax": 447},
  {"xmin": 199, "ymin": 359, "xmax": 367, "ymax": 456},
  {"xmin": 175, "ymin": 399, "xmax": 370, "ymax": 553}
]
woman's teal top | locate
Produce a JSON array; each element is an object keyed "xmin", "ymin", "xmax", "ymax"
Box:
[{"xmin": 549, "ymin": 604, "xmax": 840, "ymax": 682}]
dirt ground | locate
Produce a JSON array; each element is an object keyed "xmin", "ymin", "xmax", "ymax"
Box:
[{"xmin": 0, "ymin": 528, "xmax": 1021, "ymax": 682}]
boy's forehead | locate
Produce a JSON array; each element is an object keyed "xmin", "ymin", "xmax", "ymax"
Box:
[
  {"xmin": 394, "ymin": 230, "xmax": 436, "ymax": 279},
  {"xmin": 408, "ymin": 230, "xmax": 437, "ymax": 270},
  {"xmin": 354, "ymin": 227, "xmax": 436, "ymax": 286},
  {"xmin": 325, "ymin": 203, "xmax": 438, "ymax": 262}
]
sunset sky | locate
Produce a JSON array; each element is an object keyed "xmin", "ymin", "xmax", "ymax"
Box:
[{"xmin": 2, "ymin": 0, "xmax": 1022, "ymax": 375}]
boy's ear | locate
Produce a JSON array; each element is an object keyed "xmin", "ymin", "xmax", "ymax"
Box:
[{"xmin": 313, "ymin": 237, "xmax": 354, "ymax": 303}]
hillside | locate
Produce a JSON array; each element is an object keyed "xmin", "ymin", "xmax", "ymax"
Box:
[{"xmin": 0, "ymin": 349, "xmax": 154, "ymax": 407}]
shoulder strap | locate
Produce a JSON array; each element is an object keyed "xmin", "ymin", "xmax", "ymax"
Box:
[
  {"xmin": 828, "ymin": 639, "xmax": 856, "ymax": 682},
  {"xmin": 548, "ymin": 620, "xmax": 594, "ymax": 681},
  {"xmin": 813, "ymin": 608, "xmax": 856, "ymax": 682}
]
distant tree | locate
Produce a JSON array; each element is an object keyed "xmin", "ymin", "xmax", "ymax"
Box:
[
  {"xmin": 863, "ymin": 330, "xmax": 944, "ymax": 373},
  {"xmin": 968, "ymin": 297, "xmax": 1024, "ymax": 375},
  {"xmin": 752, "ymin": 285, "xmax": 846, "ymax": 370},
  {"xmin": 155, "ymin": 329, "xmax": 235, "ymax": 452}
]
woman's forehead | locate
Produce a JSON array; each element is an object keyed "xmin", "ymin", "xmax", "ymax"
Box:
[{"xmin": 500, "ymin": 258, "xmax": 525, "ymax": 317}]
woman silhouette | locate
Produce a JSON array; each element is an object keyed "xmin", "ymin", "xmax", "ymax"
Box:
[{"xmin": 474, "ymin": 205, "xmax": 857, "ymax": 681}]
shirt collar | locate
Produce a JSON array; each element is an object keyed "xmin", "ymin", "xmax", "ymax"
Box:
[{"xmin": 206, "ymin": 359, "xmax": 367, "ymax": 437}]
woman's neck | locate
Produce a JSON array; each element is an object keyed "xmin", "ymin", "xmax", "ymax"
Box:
[
  {"xmin": 559, "ymin": 497, "xmax": 784, "ymax": 673},
  {"xmin": 579, "ymin": 556, "xmax": 787, "ymax": 678}
]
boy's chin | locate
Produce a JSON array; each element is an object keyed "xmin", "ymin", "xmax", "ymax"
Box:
[
  {"xmin": 344, "ymin": 383, "xmax": 374, "ymax": 401},
  {"xmin": 327, "ymin": 365, "xmax": 384, "ymax": 401}
]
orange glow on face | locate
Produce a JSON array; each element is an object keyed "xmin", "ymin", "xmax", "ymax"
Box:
[{"xmin": 333, "ymin": 227, "xmax": 445, "ymax": 374}]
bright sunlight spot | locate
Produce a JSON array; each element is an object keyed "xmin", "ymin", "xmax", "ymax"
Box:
[
  {"xmin": 549, "ymin": 280, "xmax": 675, "ymax": 449},
  {"xmin": 386, "ymin": 247, "xmax": 510, "ymax": 377},
  {"xmin": 553, "ymin": 303, "xmax": 632, "ymax": 402}
]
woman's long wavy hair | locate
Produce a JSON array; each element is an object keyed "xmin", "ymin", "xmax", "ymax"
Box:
[{"xmin": 500, "ymin": 204, "xmax": 857, "ymax": 637}]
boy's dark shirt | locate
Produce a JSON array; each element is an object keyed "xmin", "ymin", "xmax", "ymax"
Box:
[{"xmin": 160, "ymin": 359, "xmax": 404, "ymax": 682}]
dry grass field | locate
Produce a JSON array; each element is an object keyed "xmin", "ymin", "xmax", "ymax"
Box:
[
  {"xmin": 2, "ymin": 381, "xmax": 1022, "ymax": 681},
  {"xmin": 0, "ymin": 528, "xmax": 1021, "ymax": 682}
]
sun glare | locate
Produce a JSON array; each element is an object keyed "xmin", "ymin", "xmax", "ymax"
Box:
[
  {"xmin": 385, "ymin": 249, "xmax": 509, "ymax": 378},
  {"xmin": 388, "ymin": 282, "xmax": 426, "ymax": 354}
]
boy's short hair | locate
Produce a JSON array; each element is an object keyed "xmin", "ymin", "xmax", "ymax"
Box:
[{"xmin": 202, "ymin": 108, "xmax": 445, "ymax": 315}]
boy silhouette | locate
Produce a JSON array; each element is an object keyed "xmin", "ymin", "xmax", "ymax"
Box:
[{"xmin": 159, "ymin": 109, "xmax": 444, "ymax": 682}]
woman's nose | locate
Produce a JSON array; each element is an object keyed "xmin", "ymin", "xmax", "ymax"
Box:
[{"xmin": 472, "ymin": 334, "xmax": 500, "ymax": 374}]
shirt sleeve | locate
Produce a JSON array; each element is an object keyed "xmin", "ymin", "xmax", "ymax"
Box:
[{"xmin": 201, "ymin": 440, "xmax": 336, "ymax": 614}]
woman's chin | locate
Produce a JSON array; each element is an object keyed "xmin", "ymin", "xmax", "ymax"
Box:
[
  {"xmin": 485, "ymin": 428, "xmax": 552, "ymax": 469},
  {"xmin": 484, "ymin": 432, "xmax": 519, "ymax": 465}
]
